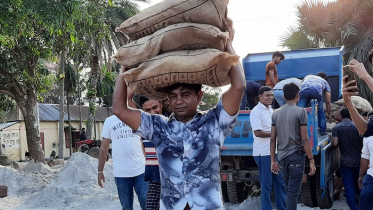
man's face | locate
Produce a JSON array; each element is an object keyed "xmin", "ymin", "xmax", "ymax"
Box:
[
  {"xmin": 168, "ymin": 86, "xmax": 202, "ymax": 122},
  {"xmin": 259, "ymin": 90, "xmax": 274, "ymax": 106},
  {"xmin": 142, "ymin": 99, "xmax": 163, "ymax": 114},
  {"xmin": 274, "ymin": 56, "xmax": 282, "ymax": 65}
]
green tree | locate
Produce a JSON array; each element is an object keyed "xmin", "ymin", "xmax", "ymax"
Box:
[
  {"xmin": 200, "ymin": 86, "xmax": 222, "ymax": 111},
  {"xmin": 281, "ymin": 0, "xmax": 373, "ymax": 105},
  {"xmin": 97, "ymin": 65, "xmax": 117, "ymax": 115},
  {"xmin": 0, "ymin": 0, "xmax": 84, "ymax": 162}
]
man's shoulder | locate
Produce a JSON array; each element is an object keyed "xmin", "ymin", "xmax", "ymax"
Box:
[
  {"xmin": 105, "ymin": 115, "xmax": 119, "ymax": 124},
  {"xmin": 250, "ymin": 105, "xmax": 261, "ymax": 113}
]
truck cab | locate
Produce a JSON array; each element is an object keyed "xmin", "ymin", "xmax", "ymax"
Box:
[{"xmin": 220, "ymin": 47, "xmax": 344, "ymax": 208}]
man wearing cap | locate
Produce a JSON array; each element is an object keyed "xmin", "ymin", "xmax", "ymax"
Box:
[{"xmin": 297, "ymin": 72, "xmax": 332, "ymax": 136}]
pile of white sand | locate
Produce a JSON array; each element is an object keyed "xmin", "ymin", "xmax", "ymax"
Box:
[
  {"xmin": 22, "ymin": 160, "xmax": 54, "ymax": 175},
  {"xmin": 0, "ymin": 165, "xmax": 48, "ymax": 195},
  {"xmin": 19, "ymin": 153, "xmax": 121, "ymax": 209}
]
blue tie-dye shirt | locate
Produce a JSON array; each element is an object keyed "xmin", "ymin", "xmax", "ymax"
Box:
[
  {"xmin": 134, "ymin": 99, "xmax": 237, "ymax": 210},
  {"xmin": 300, "ymin": 75, "xmax": 331, "ymax": 96}
]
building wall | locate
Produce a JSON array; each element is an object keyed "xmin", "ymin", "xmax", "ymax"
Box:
[
  {"xmin": 1, "ymin": 120, "xmax": 105, "ymax": 161},
  {"xmin": 0, "ymin": 123, "xmax": 21, "ymax": 161}
]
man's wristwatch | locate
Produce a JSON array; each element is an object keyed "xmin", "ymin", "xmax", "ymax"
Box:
[{"xmin": 98, "ymin": 171, "xmax": 103, "ymax": 174}]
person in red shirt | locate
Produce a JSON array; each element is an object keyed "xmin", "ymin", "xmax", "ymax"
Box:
[{"xmin": 265, "ymin": 51, "xmax": 285, "ymax": 88}]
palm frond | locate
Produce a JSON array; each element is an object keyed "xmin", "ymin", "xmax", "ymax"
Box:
[{"xmin": 280, "ymin": 25, "xmax": 315, "ymax": 50}]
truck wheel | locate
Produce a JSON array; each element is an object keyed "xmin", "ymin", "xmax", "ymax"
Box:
[
  {"xmin": 221, "ymin": 182, "xmax": 230, "ymax": 203},
  {"xmin": 316, "ymin": 173, "xmax": 334, "ymax": 209},
  {"xmin": 87, "ymin": 147, "xmax": 100, "ymax": 158},
  {"xmin": 299, "ymin": 174, "xmax": 317, "ymax": 207},
  {"xmin": 227, "ymin": 181, "xmax": 249, "ymax": 204}
]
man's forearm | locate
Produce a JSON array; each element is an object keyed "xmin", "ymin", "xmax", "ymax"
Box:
[
  {"xmin": 270, "ymin": 76, "xmax": 277, "ymax": 86},
  {"xmin": 226, "ymin": 46, "xmax": 246, "ymax": 91},
  {"xmin": 98, "ymin": 145, "xmax": 109, "ymax": 172},
  {"xmin": 345, "ymin": 97, "xmax": 368, "ymax": 134},
  {"xmin": 270, "ymin": 138, "xmax": 276, "ymax": 162},
  {"xmin": 326, "ymin": 102, "xmax": 331, "ymax": 117},
  {"xmin": 362, "ymin": 74, "xmax": 373, "ymax": 92},
  {"xmin": 113, "ymin": 73, "xmax": 129, "ymax": 115},
  {"xmin": 359, "ymin": 158, "xmax": 369, "ymax": 178},
  {"xmin": 302, "ymin": 138, "xmax": 313, "ymax": 160},
  {"xmin": 254, "ymin": 130, "xmax": 271, "ymax": 138}
]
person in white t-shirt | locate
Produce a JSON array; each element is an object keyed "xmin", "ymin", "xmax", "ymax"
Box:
[
  {"xmin": 98, "ymin": 88, "xmax": 148, "ymax": 210},
  {"xmin": 250, "ymin": 86, "xmax": 286, "ymax": 210}
]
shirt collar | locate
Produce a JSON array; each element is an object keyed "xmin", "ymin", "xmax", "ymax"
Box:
[
  {"xmin": 258, "ymin": 102, "xmax": 272, "ymax": 110},
  {"xmin": 341, "ymin": 118, "xmax": 352, "ymax": 123},
  {"xmin": 169, "ymin": 110, "xmax": 203, "ymax": 123}
]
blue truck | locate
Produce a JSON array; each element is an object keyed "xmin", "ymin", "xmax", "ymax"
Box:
[{"xmin": 220, "ymin": 47, "xmax": 344, "ymax": 209}]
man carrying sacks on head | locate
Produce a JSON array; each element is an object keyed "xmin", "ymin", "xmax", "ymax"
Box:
[{"xmin": 112, "ymin": 18, "xmax": 245, "ymax": 210}]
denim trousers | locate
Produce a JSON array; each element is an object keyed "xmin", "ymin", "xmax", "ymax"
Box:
[
  {"xmin": 340, "ymin": 165, "xmax": 360, "ymax": 210},
  {"xmin": 298, "ymin": 89, "xmax": 327, "ymax": 134},
  {"xmin": 273, "ymin": 89, "xmax": 286, "ymax": 107},
  {"xmin": 359, "ymin": 174, "xmax": 373, "ymax": 210},
  {"xmin": 115, "ymin": 173, "xmax": 149, "ymax": 210},
  {"xmin": 278, "ymin": 152, "xmax": 305, "ymax": 210},
  {"xmin": 254, "ymin": 155, "xmax": 287, "ymax": 210}
]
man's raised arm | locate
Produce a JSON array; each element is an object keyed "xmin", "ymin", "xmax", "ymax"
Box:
[
  {"xmin": 222, "ymin": 18, "xmax": 246, "ymax": 115},
  {"xmin": 112, "ymin": 68, "xmax": 141, "ymax": 130}
]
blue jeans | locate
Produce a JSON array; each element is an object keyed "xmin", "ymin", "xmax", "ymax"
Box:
[
  {"xmin": 359, "ymin": 174, "xmax": 373, "ymax": 210},
  {"xmin": 298, "ymin": 89, "xmax": 327, "ymax": 134},
  {"xmin": 115, "ymin": 173, "xmax": 148, "ymax": 210},
  {"xmin": 278, "ymin": 152, "xmax": 305, "ymax": 210},
  {"xmin": 254, "ymin": 155, "xmax": 286, "ymax": 210},
  {"xmin": 273, "ymin": 89, "xmax": 286, "ymax": 107},
  {"xmin": 340, "ymin": 165, "xmax": 359, "ymax": 210}
]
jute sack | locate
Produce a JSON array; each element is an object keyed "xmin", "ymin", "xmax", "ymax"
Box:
[
  {"xmin": 122, "ymin": 49, "xmax": 239, "ymax": 99},
  {"xmin": 114, "ymin": 23, "xmax": 229, "ymax": 67},
  {"xmin": 334, "ymin": 96, "xmax": 372, "ymax": 113},
  {"xmin": 115, "ymin": 0, "xmax": 228, "ymax": 40}
]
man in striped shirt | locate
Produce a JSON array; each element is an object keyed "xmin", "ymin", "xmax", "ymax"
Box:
[{"xmin": 138, "ymin": 95, "xmax": 166, "ymax": 210}]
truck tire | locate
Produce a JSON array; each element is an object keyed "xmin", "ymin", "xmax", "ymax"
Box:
[
  {"xmin": 221, "ymin": 182, "xmax": 229, "ymax": 203},
  {"xmin": 299, "ymin": 174, "xmax": 317, "ymax": 207},
  {"xmin": 227, "ymin": 181, "xmax": 249, "ymax": 204},
  {"xmin": 316, "ymin": 173, "xmax": 334, "ymax": 209}
]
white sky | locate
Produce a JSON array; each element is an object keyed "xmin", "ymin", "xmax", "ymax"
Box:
[{"xmin": 136, "ymin": 0, "xmax": 334, "ymax": 59}]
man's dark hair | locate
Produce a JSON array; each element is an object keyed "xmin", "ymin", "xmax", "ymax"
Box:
[
  {"xmin": 368, "ymin": 49, "xmax": 373, "ymax": 65},
  {"xmin": 317, "ymin": 71, "xmax": 328, "ymax": 81},
  {"xmin": 340, "ymin": 107, "xmax": 351, "ymax": 119},
  {"xmin": 166, "ymin": 83, "xmax": 202, "ymax": 94},
  {"xmin": 283, "ymin": 82, "xmax": 300, "ymax": 100},
  {"xmin": 82, "ymin": 128, "xmax": 85, "ymax": 131},
  {"xmin": 361, "ymin": 111, "xmax": 369, "ymax": 117},
  {"xmin": 138, "ymin": 95, "xmax": 150, "ymax": 108},
  {"xmin": 258, "ymin": 86, "xmax": 272, "ymax": 95},
  {"xmin": 272, "ymin": 51, "xmax": 285, "ymax": 60}
]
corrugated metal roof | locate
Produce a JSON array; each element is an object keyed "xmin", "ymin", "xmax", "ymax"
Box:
[
  {"xmin": 0, "ymin": 122, "xmax": 18, "ymax": 130},
  {"xmin": 39, "ymin": 104, "xmax": 75, "ymax": 121},
  {"xmin": 7, "ymin": 104, "xmax": 113, "ymax": 122}
]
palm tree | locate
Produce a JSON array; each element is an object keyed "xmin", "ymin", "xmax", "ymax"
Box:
[
  {"xmin": 97, "ymin": 65, "xmax": 117, "ymax": 116},
  {"xmin": 83, "ymin": 0, "xmax": 147, "ymax": 139},
  {"xmin": 281, "ymin": 0, "xmax": 373, "ymax": 105}
]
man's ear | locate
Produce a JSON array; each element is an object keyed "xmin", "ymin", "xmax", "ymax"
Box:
[{"xmin": 197, "ymin": 91, "xmax": 203, "ymax": 103}]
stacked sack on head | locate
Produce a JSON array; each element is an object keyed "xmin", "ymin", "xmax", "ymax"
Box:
[{"xmin": 114, "ymin": 0, "xmax": 238, "ymax": 99}]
